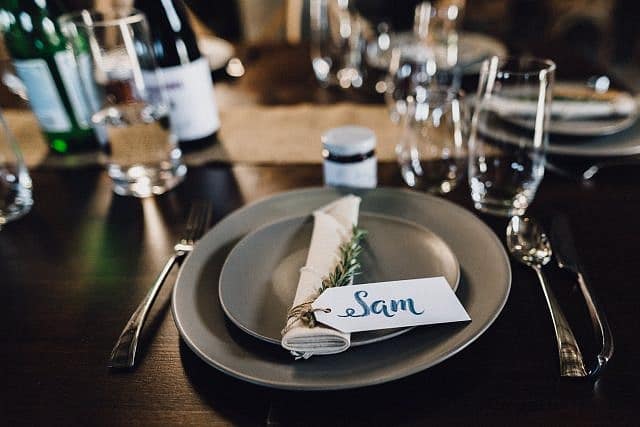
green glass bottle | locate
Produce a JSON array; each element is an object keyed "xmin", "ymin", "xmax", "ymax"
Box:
[{"xmin": 0, "ymin": 0, "xmax": 102, "ymax": 154}]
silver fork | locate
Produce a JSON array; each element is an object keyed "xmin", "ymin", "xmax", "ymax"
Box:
[{"xmin": 108, "ymin": 201, "xmax": 213, "ymax": 369}]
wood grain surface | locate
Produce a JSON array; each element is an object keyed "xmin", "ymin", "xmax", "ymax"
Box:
[{"xmin": 2, "ymin": 44, "xmax": 639, "ymax": 426}]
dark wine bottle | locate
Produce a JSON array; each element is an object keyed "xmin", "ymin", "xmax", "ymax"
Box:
[
  {"xmin": 0, "ymin": 0, "xmax": 103, "ymax": 154},
  {"xmin": 134, "ymin": 0, "xmax": 220, "ymax": 150}
]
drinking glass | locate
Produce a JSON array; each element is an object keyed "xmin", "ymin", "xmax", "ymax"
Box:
[
  {"xmin": 414, "ymin": 1, "xmax": 466, "ymax": 69},
  {"xmin": 59, "ymin": 10, "xmax": 186, "ymax": 197},
  {"xmin": 397, "ymin": 88, "xmax": 467, "ymax": 194},
  {"xmin": 384, "ymin": 1, "xmax": 465, "ymax": 124},
  {"xmin": 0, "ymin": 109, "xmax": 32, "ymax": 228},
  {"xmin": 468, "ymin": 56, "xmax": 555, "ymax": 216},
  {"xmin": 385, "ymin": 42, "xmax": 437, "ymax": 124},
  {"xmin": 309, "ymin": 0, "xmax": 365, "ymax": 88}
]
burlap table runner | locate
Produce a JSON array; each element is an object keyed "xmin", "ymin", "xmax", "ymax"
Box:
[{"xmin": 5, "ymin": 103, "xmax": 404, "ymax": 168}]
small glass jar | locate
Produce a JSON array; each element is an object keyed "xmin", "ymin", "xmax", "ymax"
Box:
[{"xmin": 322, "ymin": 126, "xmax": 377, "ymax": 188}]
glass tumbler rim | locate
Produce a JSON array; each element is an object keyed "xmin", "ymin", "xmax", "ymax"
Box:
[
  {"xmin": 58, "ymin": 8, "xmax": 147, "ymax": 29},
  {"xmin": 481, "ymin": 56, "xmax": 556, "ymax": 78}
]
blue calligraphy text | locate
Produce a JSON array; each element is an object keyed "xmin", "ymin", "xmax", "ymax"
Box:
[{"xmin": 337, "ymin": 290, "xmax": 424, "ymax": 318}]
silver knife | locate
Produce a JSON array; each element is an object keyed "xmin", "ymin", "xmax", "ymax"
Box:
[{"xmin": 550, "ymin": 214, "xmax": 614, "ymax": 376}]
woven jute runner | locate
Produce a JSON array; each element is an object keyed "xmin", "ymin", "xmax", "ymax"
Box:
[{"xmin": 6, "ymin": 103, "xmax": 404, "ymax": 169}]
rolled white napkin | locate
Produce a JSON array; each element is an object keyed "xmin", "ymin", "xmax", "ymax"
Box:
[
  {"xmin": 281, "ymin": 195, "xmax": 361, "ymax": 359},
  {"xmin": 486, "ymin": 90, "xmax": 637, "ymax": 120}
]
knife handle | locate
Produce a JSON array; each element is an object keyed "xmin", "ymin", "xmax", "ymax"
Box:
[
  {"xmin": 576, "ymin": 272, "xmax": 614, "ymax": 377},
  {"xmin": 534, "ymin": 266, "xmax": 588, "ymax": 377},
  {"xmin": 108, "ymin": 253, "xmax": 182, "ymax": 369}
]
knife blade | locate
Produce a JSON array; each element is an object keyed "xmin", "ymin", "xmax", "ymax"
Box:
[
  {"xmin": 550, "ymin": 214, "xmax": 584, "ymax": 273},
  {"xmin": 550, "ymin": 214, "xmax": 614, "ymax": 376}
]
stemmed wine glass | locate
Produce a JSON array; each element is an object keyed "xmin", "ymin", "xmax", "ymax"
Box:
[
  {"xmin": 309, "ymin": 0, "xmax": 366, "ymax": 89},
  {"xmin": 384, "ymin": 1, "xmax": 465, "ymax": 124},
  {"xmin": 385, "ymin": 42, "xmax": 437, "ymax": 124}
]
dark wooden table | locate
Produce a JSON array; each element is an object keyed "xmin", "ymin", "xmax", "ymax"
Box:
[{"xmin": 2, "ymin": 44, "xmax": 640, "ymax": 426}]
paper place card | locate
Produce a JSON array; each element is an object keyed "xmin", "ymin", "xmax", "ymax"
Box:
[{"xmin": 312, "ymin": 277, "xmax": 470, "ymax": 333}]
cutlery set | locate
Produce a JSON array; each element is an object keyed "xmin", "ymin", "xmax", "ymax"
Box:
[
  {"xmin": 550, "ymin": 215, "xmax": 614, "ymax": 377},
  {"xmin": 106, "ymin": 196, "xmax": 612, "ymax": 381},
  {"xmin": 507, "ymin": 215, "xmax": 613, "ymax": 378}
]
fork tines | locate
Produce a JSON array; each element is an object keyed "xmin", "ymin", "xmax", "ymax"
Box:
[{"xmin": 184, "ymin": 201, "xmax": 213, "ymax": 244}]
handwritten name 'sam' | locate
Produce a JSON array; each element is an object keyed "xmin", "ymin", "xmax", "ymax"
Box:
[{"xmin": 337, "ymin": 290, "xmax": 424, "ymax": 318}]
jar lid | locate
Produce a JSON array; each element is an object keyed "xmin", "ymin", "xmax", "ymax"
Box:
[{"xmin": 321, "ymin": 126, "xmax": 376, "ymax": 157}]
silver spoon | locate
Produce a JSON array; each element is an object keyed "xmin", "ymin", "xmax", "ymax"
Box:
[{"xmin": 506, "ymin": 216, "xmax": 587, "ymax": 377}]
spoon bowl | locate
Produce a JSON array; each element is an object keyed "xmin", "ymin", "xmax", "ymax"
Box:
[{"xmin": 506, "ymin": 216, "xmax": 552, "ymax": 266}]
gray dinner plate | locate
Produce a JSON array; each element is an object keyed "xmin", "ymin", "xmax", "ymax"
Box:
[
  {"xmin": 477, "ymin": 112, "xmax": 640, "ymax": 158},
  {"xmin": 218, "ymin": 212, "xmax": 460, "ymax": 347},
  {"xmin": 512, "ymin": 112, "xmax": 639, "ymax": 138},
  {"xmin": 172, "ymin": 187, "xmax": 511, "ymax": 390},
  {"xmin": 548, "ymin": 119, "xmax": 640, "ymax": 157},
  {"xmin": 508, "ymin": 83, "xmax": 639, "ymax": 138}
]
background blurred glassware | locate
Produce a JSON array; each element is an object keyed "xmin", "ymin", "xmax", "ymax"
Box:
[
  {"xmin": 397, "ymin": 88, "xmax": 467, "ymax": 194},
  {"xmin": 0, "ymin": 68, "xmax": 28, "ymax": 102},
  {"xmin": 309, "ymin": 0, "xmax": 366, "ymax": 89},
  {"xmin": 415, "ymin": 1, "xmax": 466, "ymax": 69},
  {"xmin": 413, "ymin": 0, "xmax": 466, "ymax": 91},
  {"xmin": 468, "ymin": 56, "xmax": 555, "ymax": 217},
  {"xmin": 366, "ymin": 1, "xmax": 466, "ymax": 72},
  {"xmin": 0, "ymin": 109, "xmax": 32, "ymax": 228},
  {"xmin": 385, "ymin": 42, "xmax": 437, "ymax": 124},
  {"xmin": 59, "ymin": 10, "xmax": 186, "ymax": 198},
  {"xmin": 364, "ymin": 21, "xmax": 395, "ymax": 94},
  {"xmin": 383, "ymin": 1, "xmax": 466, "ymax": 124}
]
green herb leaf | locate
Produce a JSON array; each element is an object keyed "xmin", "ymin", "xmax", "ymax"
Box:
[{"xmin": 319, "ymin": 226, "xmax": 368, "ymax": 294}]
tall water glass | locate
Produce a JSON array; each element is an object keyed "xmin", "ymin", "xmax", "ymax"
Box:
[
  {"xmin": 0, "ymin": 109, "xmax": 32, "ymax": 228},
  {"xmin": 397, "ymin": 88, "xmax": 466, "ymax": 194},
  {"xmin": 60, "ymin": 10, "xmax": 186, "ymax": 197},
  {"xmin": 309, "ymin": 0, "xmax": 365, "ymax": 89},
  {"xmin": 468, "ymin": 56, "xmax": 555, "ymax": 216}
]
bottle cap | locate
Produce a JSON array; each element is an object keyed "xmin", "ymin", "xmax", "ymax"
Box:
[{"xmin": 321, "ymin": 126, "xmax": 376, "ymax": 157}]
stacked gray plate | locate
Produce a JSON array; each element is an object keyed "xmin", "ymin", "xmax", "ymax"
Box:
[{"xmin": 172, "ymin": 187, "xmax": 511, "ymax": 390}]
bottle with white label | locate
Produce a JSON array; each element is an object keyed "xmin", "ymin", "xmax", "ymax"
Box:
[
  {"xmin": 135, "ymin": 0, "xmax": 220, "ymax": 151},
  {"xmin": 0, "ymin": 0, "xmax": 102, "ymax": 154}
]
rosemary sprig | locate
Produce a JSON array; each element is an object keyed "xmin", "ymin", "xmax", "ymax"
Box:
[{"xmin": 318, "ymin": 226, "xmax": 368, "ymax": 294}]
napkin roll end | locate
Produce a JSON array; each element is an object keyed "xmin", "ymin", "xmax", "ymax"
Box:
[{"xmin": 281, "ymin": 329, "xmax": 351, "ymax": 358}]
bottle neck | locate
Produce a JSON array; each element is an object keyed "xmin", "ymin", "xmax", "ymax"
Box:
[
  {"xmin": 159, "ymin": 0, "xmax": 183, "ymax": 32},
  {"xmin": 134, "ymin": 0, "xmax": 201, "ymax": 66},
  {"xmin": 8, "ymin": 0, "xmax": 64, "ymax": 15},
  {"xmin": 1, "ymin": 0, "xmax": 66, "ymax": 58}
]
